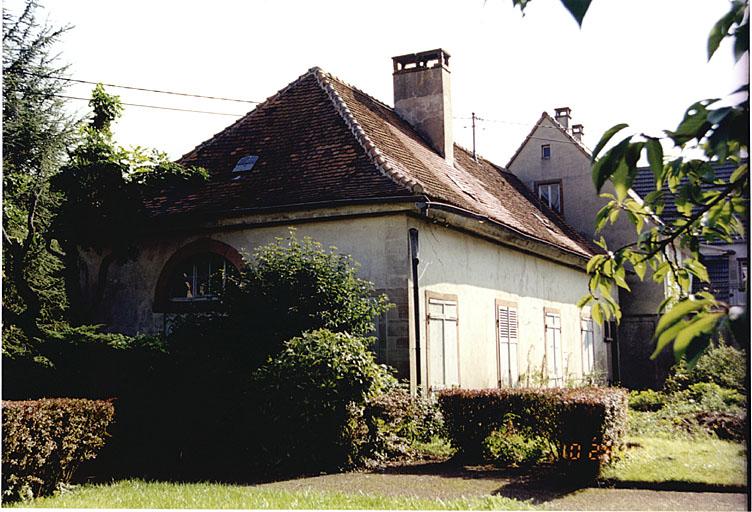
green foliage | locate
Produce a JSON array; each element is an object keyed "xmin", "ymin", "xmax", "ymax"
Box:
[
  {"xmin": 250, "ymin": 329, "xmax": 396, "ymax": 474},
  {"xmin": 364, "ymin": 384, "xmax": 445, "ymax": 459},
  {"xmin": 52, "ymin": 85, "xmax": 207, "ymax": 254},
  {"xmin": 483, "ymin": 416, "xmax": 547, "ymax": 467},
  {"xmin": 512, "ymin": 0, "xmax": 592, "ymax": 27},
  {"xmin": 171, "ymin": 230, "xmax": 393, "ymax": 368},
  {"xmin": 2, "ymin": 0, "xmax": 74, "ymax": 342},
  {"xmin": 628, "ymin": 389, "xmax": 666, "ymax": 412},
  {"xmin": 437, "ymin": 387, "xmax": 628, "ymax": 479},
  {"xmin": 1, "ymin": 398, "xmax": 115, "ymax": 502},
  {"xmin": 577, "ymin": 0, "xmax": 750, "ymax": 361},
  {"xmin": 664, "ymin": 342, "xmax": 747, "ymax": 393}
]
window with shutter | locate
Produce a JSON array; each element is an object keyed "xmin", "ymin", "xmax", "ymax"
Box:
[
  {"xmin": 497, "ymin": 301, "xmax": 519, "ymax": 387},
  {"xmin": 427, "ymin": 294, "xmax": 459, "ymax": 389},
  {"xmin": 581, "ymin": 318, "xmax": 595, "ymax": 375},
  {"xmin": 545, "ymin": 309, "xmax": 563, "ymax": 386}
]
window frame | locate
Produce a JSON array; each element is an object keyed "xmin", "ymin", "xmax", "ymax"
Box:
[
  {"xmin": 496, "ymin": 299, "xmax": 519, "ymax": 388},
  {"xmin": 544, "ymin": 307, "xmax": 563, "ymax": 386},
  {"xmin": 534, "ymin": 179, "xmax": 563, "ymax": 214},
  {"xmin": 425, "ymin": 291, "xmax": 461, "ymax": 390},
  {"xmin": 580, "ymin": 316, "xmax": 595, "ymax": 376},
  {"xmin": 541, "ymin": 144, "xmax": 551, "ymax": 160}
]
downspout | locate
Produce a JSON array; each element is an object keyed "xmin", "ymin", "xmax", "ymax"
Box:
[{"xmin": 409, "ymin": 227, "xmax": 422, "ymax": 392}]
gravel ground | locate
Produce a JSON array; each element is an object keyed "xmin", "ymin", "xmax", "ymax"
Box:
[{"xmin": 254, "ymin": 461, "xmax": 749, "ymax": 511}]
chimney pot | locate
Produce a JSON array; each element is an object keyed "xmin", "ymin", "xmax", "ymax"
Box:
[
  {"xmin": 392, "ymin": 49, "xmax": 453, "ymax": 164},
  {"xmin": 572, "ymin": 123, "xmax": 584, "ymax": 142},
  {"xmin": 554, "ymin": 107, "xmax": 572, "ymax": 131}
]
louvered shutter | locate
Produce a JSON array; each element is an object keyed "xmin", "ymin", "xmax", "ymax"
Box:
[{"xmin": 498, "ymin": 305, "xmax": 519, "ymax": 387}]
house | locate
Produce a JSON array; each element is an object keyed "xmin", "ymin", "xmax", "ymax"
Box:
[
  {"xmin": 507, "ymin": 109, "xmax": 748, "ymax": 388},
  {"xmin": 80, "ymin": 49, "xmax": 606, "ymax": 393},
  {"xmin": 631, "ymin": 162, "xmax": 748, "ymax": 309}
]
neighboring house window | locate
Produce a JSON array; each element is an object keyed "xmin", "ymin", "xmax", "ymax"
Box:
[
  {"xmin": 497, "ymin": 300, "xmax": 519, "ymax": 387},
  {"xmin": 739, "ymin": 258, "xmax": 748, "ymax": 292},
  {"xmin": 168, "ymin": 253, "xmax": 235, "ymax": 302},
  {"xmin": 427, "ymin": 293, "xmax": 460, "ymax": 389},
  {"xmin": 544, "ymin": 308, "xmax": 563, "ymax": 386},
  {"xmin": 535, "ymin": 180, "xmax": 563, "ymax": 214},
  {"xmin": 581, "ymin": 318, "xmax": 595, "ymax": 375},
  {"xmin": 541, "ymin": 144, "xmax": 551, "ymax": 159}
]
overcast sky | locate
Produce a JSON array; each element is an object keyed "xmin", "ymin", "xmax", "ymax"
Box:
[{"xmin": 10, "ymin": 0, "xmax": 749, "ymax": 166}]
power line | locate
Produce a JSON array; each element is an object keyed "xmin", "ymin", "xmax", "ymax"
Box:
[
  {"xmin": 56, "ymin": 94, "xmax": 245, "ymax": 117},
  {"xmin": 16, "ymin": 70, "xmax": 261, "ymax": 104}
]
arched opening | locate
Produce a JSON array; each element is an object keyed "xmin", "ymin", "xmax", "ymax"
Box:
[{"xmin": 154, "ymin": 238, "xmax": 243, "ymax": 312}]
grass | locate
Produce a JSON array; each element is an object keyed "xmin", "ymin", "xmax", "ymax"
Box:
[
  {"xmin": 601, "ymin": 436, "xmax": 747, "ymax": 487},
  {"xmin": 9, "ymin": 480, "xmax": 535, "ymax": 510}
]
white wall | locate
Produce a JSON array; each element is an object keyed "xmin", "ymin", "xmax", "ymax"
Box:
[{"xmin": 407, "ymin": 219, "xmax": 607, "ymax": 391}]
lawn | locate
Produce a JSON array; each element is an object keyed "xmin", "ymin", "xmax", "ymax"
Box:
[
  {"xmin": 10, "ymin": 480, "xmax": 534, "ymax": 510},
  {"xmin": 601, "ymin": 436, "xmax": 747, "ymax": 487},
  {"xmin": 10, "ymin": 436, "xmax": 746, "ymax": 509}
]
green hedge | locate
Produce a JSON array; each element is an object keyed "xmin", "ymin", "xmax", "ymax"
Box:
[
  {"xmin": 437, "ymin": 387, "xmax": 627, "ymax": 477},
  {"xmin": 2, "ymin": 399, "xmax": 115, "ymax": 502}
]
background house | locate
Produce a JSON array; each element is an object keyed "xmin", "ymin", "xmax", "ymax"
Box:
[
  {"xmin": 80, "ymin": 49, "xmax": 605, "ymax": 393},
  {"xmin": 507, "ymin": 109, "xmax": 748, "ymax": 389}
]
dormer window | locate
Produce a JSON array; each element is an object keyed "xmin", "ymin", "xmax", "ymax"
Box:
[
  {"xmin": 541, "ymin": 144, "xmax": 551, "ymax": 160},
  {"xmin": 535, "ymin": 180, "xmax": 562, "ymax": 214}
]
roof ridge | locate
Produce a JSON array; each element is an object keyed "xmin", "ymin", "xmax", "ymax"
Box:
[
  {"xmin": 178, "ymin": 67, "xmax": 317, "ymax": 164},
  {"xmin": 544, "ymin": 112, "xmax": 592, "ymax": 156},
  {"xmin": 312, "ymin": 68, "xmax": 424, "ymax": 194}
]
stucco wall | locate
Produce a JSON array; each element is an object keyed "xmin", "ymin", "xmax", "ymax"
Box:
[
  {"xmin": 406, "ymin": 218, "xmax": 607, "ymax": 391},
  {"xmin": 79, "ymin": 214, "xmax": 412, "ymax": 376}
]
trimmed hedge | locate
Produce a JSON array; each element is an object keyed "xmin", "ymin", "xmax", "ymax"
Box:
[
  {"xmin": 438, "ymin": 387, "xmax": 627, "ymax": 477},
  {"xmin": 2, "ymin": 399, "xmax": 115, "ymax": 502}
]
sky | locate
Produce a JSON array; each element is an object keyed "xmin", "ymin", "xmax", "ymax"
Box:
[{"xmin": 8, "ymin": 0, "xmax": 749, "ymax": 166}]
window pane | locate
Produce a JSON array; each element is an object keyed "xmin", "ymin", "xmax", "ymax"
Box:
[
  {"xmin": 428, "ymin": 301, "xmax": 444, "ymax": 318},
  {"xmin": 445, "ymin": 319, "xmax": 459, "ymax": 386},
  {"xmin": 539, "ymin": 185, "xmax": 550, "ymax": 206},
  {"xmin": 550, "ymin": 184, "xmax": 561, "ymax": 212},
  {"xmin": 429, "ymin": 318, "xmax": 445, "ymax": 387},
  {"xmin": 169, "ymin": 261, "xmax": 195, "ymax": 299}
]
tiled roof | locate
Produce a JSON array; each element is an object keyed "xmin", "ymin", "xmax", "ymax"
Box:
[
  {"xmin": 144, "ymin": 68, "xmax": 594, "ymax": 258},
  {"xmin": 631, "ymin": 161, "xmax": 748, "ymax": 244}
]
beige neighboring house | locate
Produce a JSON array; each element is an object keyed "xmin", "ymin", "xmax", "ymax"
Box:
[
  {"xmin": 506, "ymin": 109, "xmax": 748, "ymax": 388},
  {"xmin": 80, "ymin": 49, "xmax": 606, "ymax": 393}
]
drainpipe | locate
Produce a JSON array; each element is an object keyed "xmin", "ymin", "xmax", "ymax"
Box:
[{"xmin": 409, "ymin": 228, "xmax": 422, "ymax": 392}]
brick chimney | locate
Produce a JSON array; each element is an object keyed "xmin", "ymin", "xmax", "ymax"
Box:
[
  {"xmin": 392, "ymin": 49, "xmax": 453, "ymax": 164},
  {"xmin": 572, "ymin": 124, "xmax": 584, "ymax": 142},
  {"xmin": 554, "ymin": 107, "xmax": 572, "ymax": 131}
]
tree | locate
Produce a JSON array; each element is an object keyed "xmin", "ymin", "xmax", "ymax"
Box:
[
  {"xmin": 2, "ymin": 0, "xmax": 74, "ymax": 346},
  {"xmin": 51, "ymin": 84, "xmax": 208, "ymax": 322},
  {"xmin": 514, "ymin": 0, "xmax": 749, "ymax": 364}
]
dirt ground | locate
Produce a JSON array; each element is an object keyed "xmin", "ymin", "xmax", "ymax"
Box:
[{"xmin": 254, "ymin": 461, "xmax": 749, "ymax": 511}]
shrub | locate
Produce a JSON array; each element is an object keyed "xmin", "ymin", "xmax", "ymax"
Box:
[
  {"xmin": 483, "ymin": 416, "xmax": 546, "ymax": 467},
  {"xmin": 249, "ymin": 329, "xmax": 396, "ymax": 474},
  {"xmin": 364, "ymin": 384, "xmax": 445, "ymax": 459},
  {"xmin": 438, "ymin": 387, "xmax": 628, "ymax": 478},
  {"xmin": 693, "ymin": 411, "xmax": 747, "ymax": 441},
  {"xmin": 665, "ymin": 342, "xmax": 746, "ymax": 394},
  {"xmin": 628, "ymin": 389, "xmax": 667, "ymax": 412},
  {"xmin": 2, "ymin": 399, "xmax": 115, "ymax": 502},
  {"xmin": 170, "ymin": 231, "xmax": 394, "ymax": 369}
]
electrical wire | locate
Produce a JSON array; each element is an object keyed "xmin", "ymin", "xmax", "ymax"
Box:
[
  {"xmin": 56, "ymin": 94, "xmax": 245, "ymax": 117},
  {"xmin": 15, "ymin": 70, "xmax": 261, "ymax": 104}
]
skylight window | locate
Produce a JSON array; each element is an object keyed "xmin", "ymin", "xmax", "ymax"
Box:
[{"xmin": 233, "ymin": 155, "xmax": 259, "ymax": 172}]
